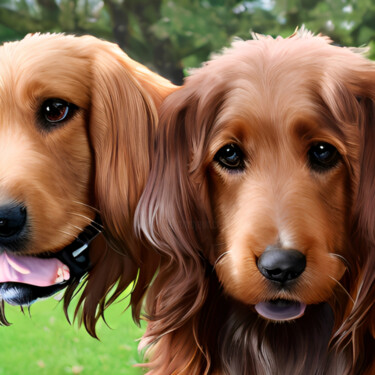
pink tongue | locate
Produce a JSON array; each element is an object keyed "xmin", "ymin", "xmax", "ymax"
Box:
[
  {"xmin": 255, "ymin": 300, "xmax": 306, "ymax": 321},
  {"xmin": 0, "ymin": 252, "xmax": 70, "ymax": 287}
]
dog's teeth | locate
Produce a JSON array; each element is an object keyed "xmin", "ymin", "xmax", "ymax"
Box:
[{"xmin": 55, "ymin": 265, "xmax": 70, "ymax": 283}]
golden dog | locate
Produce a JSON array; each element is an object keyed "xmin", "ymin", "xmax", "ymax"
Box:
[{"xmin": 0, "ymin": 33, "xmax": 176, "ymax": 335}]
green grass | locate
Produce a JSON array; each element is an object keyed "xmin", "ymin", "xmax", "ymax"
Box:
[{"xmin": 0, "ymin": 294, "xmax": 146, "ymax": 375}]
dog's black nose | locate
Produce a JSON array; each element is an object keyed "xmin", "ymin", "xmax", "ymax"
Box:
[
  {"xmin": 0, "ymin": 203, "xmax": 27, "ymax": 239},
  {"xmin": 257, "ymin": 247, "xmax": 306, "ymax": 283}
]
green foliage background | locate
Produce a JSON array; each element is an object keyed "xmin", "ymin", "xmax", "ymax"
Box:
[{"xmin": 0, "ymin": 0, "xmax": 374, "ymax": 83}]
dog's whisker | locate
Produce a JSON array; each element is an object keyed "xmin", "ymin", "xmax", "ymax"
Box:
[
  {"xmin": 72, "ymin": 200, "xmax": 101, "ymax": 214},
  {"xmin": 328, "ymin": 275, "xmax": 355, "ymax": 305},
  {"xmin": 86, "ymin": 219, "xmax": 104, "ymax": 232},
  {"xmin": 90, "ymin": 220, "xmax": 104, "ymax": 230},
  {"xmin": 68, "ymin": 212, "xmax": 93, "ymax": 223},
  {"xmin": 330, "ymin": 253, "xmax": 350, "ymax": 269},
  {"xmin": 213, "ymin": 251, "xmax": 230, "ymax": 271},
  {"xmin": 69, "ymin": 224, "xmax": 84, "ymax": 233},
  {"xmin": 68, "ymin": 212, "xmax": 104, "ymax": 229},
  {"xmin": 58, "ymin": 229, "xmax": 77, "ymax": 240}
]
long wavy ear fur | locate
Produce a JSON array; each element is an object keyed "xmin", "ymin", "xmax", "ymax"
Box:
[
  {"xmin": 351, "ymin": 95, "xmax": 375, "ymax": 340},
  {"xmin": 89, "ymin": 38, "xmax": 172, "ymax": 256},
  {"xmin": 347, "ymin": 94, "xmax": 375, "ymax": 372},
  {"xmin": 325, "ymin": 69, "xmax": 375, "ymax": 370},
  {"xmin": 136, "ymin": 82, "xmax": 226, "ymax": 372},
  {"xmin": 138, "ymin": 87, "xmax": 212, "ymax": 319},
  {"xmin": 64, "ymin": 36, "xmax": 176, "ymax": 336}
]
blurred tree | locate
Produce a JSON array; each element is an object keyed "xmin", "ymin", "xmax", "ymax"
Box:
[{"xmin": 0, "ymin": 0, "xmax": 374, "ymax": 84}]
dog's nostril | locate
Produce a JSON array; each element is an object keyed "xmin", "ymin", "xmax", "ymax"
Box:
[
  {"xmin": 257, "ymin": 248, "xmax": 306, "ymax": 283},
  {"xmin": 0, "ymin": 204, "xmax": 27, "ymax": 238}
]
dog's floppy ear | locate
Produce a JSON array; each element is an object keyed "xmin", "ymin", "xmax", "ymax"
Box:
[
  {"xmin": 325, "ymin": 65, "xmax": 375, "ymax": 360},
  {"xmin": 67, "ymin": 37, "xmax": 175, "ymax": 336},
  {"xmin": 88, "ymin": 37, "xmax": 174, "ymax": 260},
  {"xmin": 346, "ymin": 89, "xmax": 375, "ymax": 348},
  {"xmin": 371, "ymin": 306, "xmax": 375, "ymax": 339},
  {"xmin": 136, "ymin": 81, "xmax": 225, "ymax": 371},
  {"xmin": 355, "ymin": 94, "xmax": 375, "ymax": 343}
]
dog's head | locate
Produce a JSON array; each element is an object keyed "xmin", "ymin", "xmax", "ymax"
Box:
[
  {"xmin": 0, "ymin": 33, "xmax": 175, "ymax": 335},
  {"xmin": 137, "ymin": 30, "xmax": 375, "ymax": 367}
]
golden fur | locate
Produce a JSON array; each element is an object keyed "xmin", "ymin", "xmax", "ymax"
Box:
[
  {"xmin": 0, "ymin": 33, "xmax": 176, "ymax": 334},
  {"xmin": 136, "ymin": 31, "xmax": 375, "ymax": 374}
]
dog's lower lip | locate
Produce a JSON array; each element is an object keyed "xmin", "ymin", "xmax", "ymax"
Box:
[{"xmin": 255, "ymin": 299, "xmax": 306, "ymax": 321}]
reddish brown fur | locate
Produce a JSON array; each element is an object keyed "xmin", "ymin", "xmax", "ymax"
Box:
[
  {"xmin": 136, "ymin": 31, "xmax": 375, "ymax": 374},
  {"xmin": 0, "ymin": 33, "xmax": 176, "ymax": 334}
]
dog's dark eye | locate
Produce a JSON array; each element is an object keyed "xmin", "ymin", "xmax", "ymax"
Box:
[
  {"xmin": 308, "ymin": 142, "xmax": 340, "ymax": 172},
  {"xmin": 38, "ymin": 99, "xmax": 78, "ymax": 129},
  {"xmin": 214, "ymin": 144, "xmax": 244, "ymax": 171}
]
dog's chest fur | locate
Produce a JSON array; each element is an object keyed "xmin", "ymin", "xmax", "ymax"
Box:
[{"xmin": 216, "ymin": 302, "xmax": 348, "ymax": 375}]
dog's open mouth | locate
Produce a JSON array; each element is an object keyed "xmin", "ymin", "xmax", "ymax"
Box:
[
  {"xmin": 0, "ymin": 218, "xmax": 101, "ymax": 306},
  {"xmin": 255, "ymin": 299, "xmax": 306, "ymax": 321}
]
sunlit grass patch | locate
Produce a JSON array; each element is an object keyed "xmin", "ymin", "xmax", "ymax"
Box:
[{"xmin": 0, "ymin": 293, "xmax": 145, "ymax": 375}]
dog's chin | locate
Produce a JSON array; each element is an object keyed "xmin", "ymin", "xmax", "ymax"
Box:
[
  {"xmin": 0, "ymin": 281, "xmax": 68, "ymax": 306},
  {"xmin": 255, "ymin": 299, "xmax": 307, "ymax": 321}
]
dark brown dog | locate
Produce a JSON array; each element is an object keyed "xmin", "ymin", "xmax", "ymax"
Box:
[{"xmin": 136, "ymin": 30, "xmax": 375, "ymax": 374}]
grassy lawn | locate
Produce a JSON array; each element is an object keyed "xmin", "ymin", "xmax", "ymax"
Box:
[{"xmin": 0, "ymin": 293, "xmax": 146, "ymax": 375}]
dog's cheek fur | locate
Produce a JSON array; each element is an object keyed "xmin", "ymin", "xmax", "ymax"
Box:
[{"xmin": 0, "ymin": 41, "xmax": 95, "ymax": 253}]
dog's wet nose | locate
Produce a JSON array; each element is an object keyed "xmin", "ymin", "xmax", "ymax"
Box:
[
  {"xmin": 257, "ymin": 247, "xmax": 306, "ymax": 283},
  {"xmin": 0, "ymin": 203, "xmax": 27, "ymax": 239}
]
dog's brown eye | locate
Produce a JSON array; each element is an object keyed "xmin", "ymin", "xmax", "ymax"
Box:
[
  {"xmin": 38, "ymin": 99, "xmax": 78, "ymax": 129},
  {"xmin": 308, "ymin": 142, "xmax": 340, "ymax": 172},
  {"xmin": 214, "ymin": 144, "xmax": 244, "ymax": 171}
]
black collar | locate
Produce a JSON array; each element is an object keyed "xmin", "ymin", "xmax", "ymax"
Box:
[{"xmin": 54, "ymin": 215, "xmax": 102, "ymax": 279}]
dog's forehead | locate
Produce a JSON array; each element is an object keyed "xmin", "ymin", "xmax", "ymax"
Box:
[
  {"xmin": 194, "ymin": 36, "xmax": 366, "ymax": 100},
  {"xmin": 188, "ymin": 37, "xmax": 369, "ymax": 158},
  {"xmin": 0, "ymin": 34, "xmax": 92, "ymax": 108},
  {"xmin": 191, "ymin": 37, "xmax": 369, "ymax": 135}
]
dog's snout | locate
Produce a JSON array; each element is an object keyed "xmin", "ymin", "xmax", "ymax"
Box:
[
  {"xmin": 257, "ymin": 247, "xmax": 306, "ymax": 283},
  {"xmin": 0, "ymin": 203, "xmax": 27, "ymax": 240}
]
